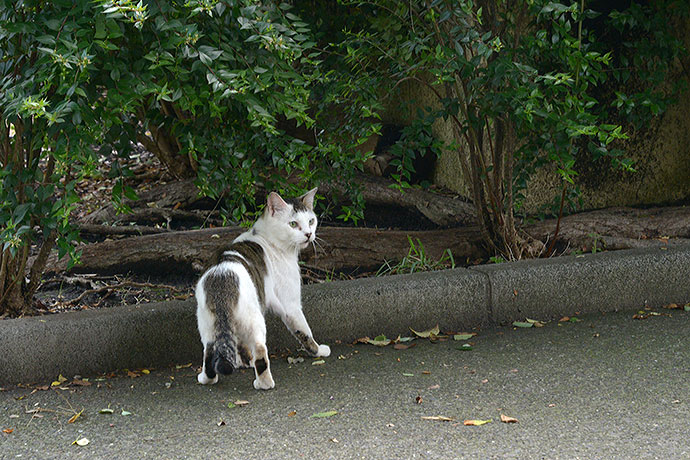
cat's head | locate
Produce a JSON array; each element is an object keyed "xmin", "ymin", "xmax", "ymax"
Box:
[{"xmin": 261, "ymin": 187, "xmax": 318, "ymax": 250}]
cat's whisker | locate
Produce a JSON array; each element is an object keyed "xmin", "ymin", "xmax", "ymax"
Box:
[
  {"xmin": 313, "ymin": 236, "xmax": 328, "ymax": 252},
  {"xmin": 310, "ymin": 240, "xmax": 318, "ymax": 260}
]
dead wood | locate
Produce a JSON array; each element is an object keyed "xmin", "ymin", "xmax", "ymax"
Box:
[
  {"xmin": 82, "ymin": 179, "xmax": 213, "ymax": 226},
  {"xmin": 45, "ymin": 205, "xmax": 690, "ymax": 280},
  {"xmin": 63, "ymin": 280, "xmax": 185, "ymax": 307},
  {"xmin": 78, "ymin": 223, "xmax": 171, "ymax": 237},
  {"xmin": 46, "ymin": 226, "xmax": 487, "ymax": 278},
  {"xmin": 320, "ymin": 173, "xmax": 476, "ymax": 227},
  {"xmin": 526, "ymin": 206, "xmax": 690, "ymax": 253}
]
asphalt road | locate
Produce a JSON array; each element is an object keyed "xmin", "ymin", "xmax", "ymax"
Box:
[{"xmin": 1, "ymin": 308, "xmax": 688, "ymax": 460}]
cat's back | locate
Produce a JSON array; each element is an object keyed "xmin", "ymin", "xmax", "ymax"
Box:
[{"xmin": 213, "ymin": 235, "xmax": 267, "ymax": 282}]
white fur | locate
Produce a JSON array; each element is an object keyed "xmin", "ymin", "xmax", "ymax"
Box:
[{"xmin": 196, "ymin": 188, "xmax": 330, "ymax": 390}]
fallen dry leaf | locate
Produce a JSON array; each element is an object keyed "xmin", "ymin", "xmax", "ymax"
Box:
[
  {"xmin": 2, "ymin": 428, "xmax": 13, "ymax": 434},
  {"xmin": 463, "ymin": 419, "xmax": 492, "ymax": 426},
  {"xmin": 500, "ymin": 414, "xmax": 518, "ymax": 423},
  {"xmin": 287, "ymin": 411, "xmax": 297, "ymax": 417},
  {"xmin": 421, "ymin": 415, "xmax": 454, "ymax": 422},
  {"xmin": 410, "ymin": 325, "xmax": 440, "ymax": 338},
  {"xmin": 233, "ymin": 400, "xmax": 250, "ymax": 407},
  {"xmin": 68, "ymin": 409, "xmax": 84, "ymax": 424},
  {"xmin": 663, "ymin": 303, "xmax": 680, "ymax": 310},
  {"xmin": 51, "ymin": 374, "xmax": 67, "ymax": 387},
  {"xmin": 415, "ymin": 395, "xmax": 423, "ymax": 404},
  {"xmin": 71, "ymin": 379, "xmax": 91, "ymax": 387}
]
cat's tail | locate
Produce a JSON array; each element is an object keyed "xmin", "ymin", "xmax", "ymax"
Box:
[
  {"xmin": 203, "ymin": 271, "xmax": 239, "ymax": 376},
  {"xmin": 212, "ymin": 298, "xmax": 238, "ymax": 375},
  {"xmin": 212, "ymin": 329, "xmax": 237, "ymax": 375}
]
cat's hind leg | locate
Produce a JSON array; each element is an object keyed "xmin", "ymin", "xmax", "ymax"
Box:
[
  {"xmin": 198, "ymin": 342, "xmax": 218, "ymax": 385},
  {"xmin": 251, "ymin": 342, "xmax": 275, "ymax": 390}
]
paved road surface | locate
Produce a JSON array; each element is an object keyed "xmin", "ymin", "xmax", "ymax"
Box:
[{"xmin": 1, "ymin": 309, "xmax": 688, "ymax": 459}]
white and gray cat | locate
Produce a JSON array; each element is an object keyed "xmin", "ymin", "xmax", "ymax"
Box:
[{"xmin": 195, "ymin": 188, "xmax": 330, "ymax": 390}]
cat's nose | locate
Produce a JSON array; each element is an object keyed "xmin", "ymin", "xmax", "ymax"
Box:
[{"xmin": 305, "ymin": 232, "xmax": 312, "ymax": 240}]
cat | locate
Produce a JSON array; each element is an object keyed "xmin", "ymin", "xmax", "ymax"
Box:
[{"xmin": 195, "ymin": 187, "xmax": 330, "ymax": 390}]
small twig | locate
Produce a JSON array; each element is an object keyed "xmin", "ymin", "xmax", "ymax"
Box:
[
  {"xmin": 78, "ymin": 223, "xmax": 171, "ymax": 237},
  {"xmin": 63, "ymin": 281, "xmax": 186, "ymax": 307},
  {"xmin": 545, "ymin": 184, "xmax": 567, "ymax": 257}
]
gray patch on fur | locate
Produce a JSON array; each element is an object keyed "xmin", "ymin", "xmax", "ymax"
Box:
[
  {"xmin": 293, "ymin": 330, "xmax": 319, "ymax": 355},
  {"xmin": 238, "ymin": 343, "xmax": 253, "ymax": 368},
  {"xmin": 217, "ymin": 241, "xmax": 267, "ymax": 308},
  {"xmin": 204, "ymin": 270, "xmax": 240, "ymax": 369},
  {"xmin": 284, "ymin": 197, "xmax": 308, "ymax": 213}
]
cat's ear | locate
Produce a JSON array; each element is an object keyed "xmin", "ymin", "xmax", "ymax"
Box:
[
  {"xmin": 300, "ymin": 187, "xmax": 318, "ymax": 211},
  {"xmin": 267, "ymin": 192, "xmax": 289, "ymax": 216}
]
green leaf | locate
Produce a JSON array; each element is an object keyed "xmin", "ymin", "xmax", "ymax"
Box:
[
  {"xmin": 402, "ymin": 373, "xmax": 414, "ymax": 377},
  {"xmin": 12, "ymin": 203, "xmax": 31, "ymax": 223},
  {"xmin": 99, "ymin": 408, "xmax": 114, "ymax": 414},
  {"xmin": 121, "ymin": 410, "xmax": 131, "ymax": 416},
  {"xmin": 453, "ymin": 333, "xmax": 476, "ymax": 341},
  {"xmin": 367, "ymin": 334, "xmax": 391, "ymax": 346},
  {"xmin": 457, "ymin": 344, "xmax": 473, "ymax": 351},
  {"xmin": 512, "ymin": 321, "xmax": 533, "ymax": 328},
  {"xmin": 310, "ymin": 410, "xmax": 337, "ymax": 418}
]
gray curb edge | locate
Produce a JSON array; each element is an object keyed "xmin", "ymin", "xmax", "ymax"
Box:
[{"xmin": 2, "ymin": 244, "xmax": 689, "ymax": 385}]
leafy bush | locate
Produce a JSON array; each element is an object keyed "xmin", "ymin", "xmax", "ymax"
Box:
[
  {"xmin": 333, "ymin": 0, "xmax": 687, "ymax": 259},
  {"xmin": 1, "ymin": 1, "xmax": 104, "ymax": 315},
  {"xmin": 0, "ymin": 0, "xmax": 367, "ymax": 315},
  {"xmin": 0, "ymin": 0, "xmax": 686, "ymax": 315}
]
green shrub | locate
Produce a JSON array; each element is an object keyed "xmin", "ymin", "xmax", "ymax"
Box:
[
  {"xmin": 332, "ymin": 0, "xmax": 687, "ymax": 259},
  {"xmin": 0, "ymin": 0, "xmax": 366, "ymax": 315}
]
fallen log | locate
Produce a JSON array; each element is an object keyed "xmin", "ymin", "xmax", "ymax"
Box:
[
  {"xmin": 82, "ymin": 179, "xmax": 217, "ymax": 227},
  {"xmin": 46, "ymin": 226, "xmax": 487, "ymax": 279},
  {"xmin": 319, "ymin": 173, "xmax": 476, "ymax": 228},
  {"xmin": 43, "ymin": 206, "xmax": 690, "ymax": 281}
]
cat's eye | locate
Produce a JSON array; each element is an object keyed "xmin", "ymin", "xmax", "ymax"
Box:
[
  {"xmin": 289, "ymin": 221, "xmax": 298, "ymax": 228},
  {"xmin": 308, "ymin": 218, "xmax": 315, "ymax": 226}
]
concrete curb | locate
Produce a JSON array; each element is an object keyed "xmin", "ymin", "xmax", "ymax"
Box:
[{"xmin": 1, "ymin": 245, "xmax": 689, "ymax": 385}]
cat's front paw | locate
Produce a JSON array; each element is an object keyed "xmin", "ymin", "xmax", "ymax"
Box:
[
  {"xmin": 253, "ymin": 374, "xmax": 275, "ymax": 390},
  {"xmin": 197, "ymin": 372, "xmax": 218, "ymax": 385},
  {"xmin": 316, "ymin": 344, "xmax": 331, "ymax": 358}
]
